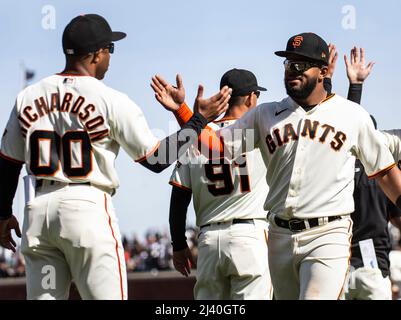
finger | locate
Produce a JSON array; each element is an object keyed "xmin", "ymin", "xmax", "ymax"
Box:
[
  {"xmin": 9, "ymin": 236, "xmax": 16, "ymax": 248},
  {"xmin": 15, "ymin": 223, "xmax": 21, "ymax": 238},
  {"xmin": 196, "ymin": 85, "xmax": 204, "ymax": 100},
  {"xmin": 188, "ymin": 254, "xmax": 196, "ymax": 269},
  {"xmin": 176, "ymin": 74, "xmax": 183, "ymax": 90},
  {"xmin": 366, "ymin": 61, "xmax": 375, "ymax": 72},
  {"xmin": 154, "ymin": 94, "xmax": 164, "ymax": 105},
  {"xmin": 360, "ymin": 48, "xmax": 365, "ymax": 65},
  {"xmin": 175, "ymin": 263, "xmax": 188, "ymax": 277},
  {"xmin": 150, "ymin": 82, "xmax": 163, "ymax": 95},
  {"xmin": 217, "ymin": 86, "xmax": 232, "ymax": 104},
  {"xmin": 154, "ymin": 74, "xmax": 170, "ymax": 88},
  {"xmin": 332, "ymin": 51, "xmax": 338, "ymax": 64},
  {"xmin": 344, "ymin": 54, "xmax": 350, "ymax": 68},
  {"xmin": 151, "ymin": 77, "xmax": 165, "ymax": 92},
  {"xmin": 0, "ymin": 240, "xmax": 16, "ymax": 253},
  {"xmin": 354, "ymin": 46, "xmax": 359, "ymax": 64}
]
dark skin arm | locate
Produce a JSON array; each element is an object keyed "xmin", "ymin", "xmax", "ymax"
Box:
[{"xmin": 169, "ymin": 185, "xmax": 196, "ymax": 277}]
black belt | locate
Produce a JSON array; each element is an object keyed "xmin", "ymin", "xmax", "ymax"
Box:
[
  {"xmin": 200, "ymin": 218, "xmax": 254, "ymax": 229},
  {"xmin": 273, "ymin": 215, "xmax": 343, "ymax": 232},
  {"xmin": 35, "ymin": 180, "xmax": 90, "ymax": 190}
]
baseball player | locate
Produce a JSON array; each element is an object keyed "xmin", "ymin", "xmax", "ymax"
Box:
[
  {"xmin": 163, "ymin": 32, "xmax": 401, "ymax": 299},
  {"xmin": 0, "ymin": 14, "xmax": 231, "ymax": 300},
  {"xmin": 167, "ymin": 69, "xmax": 272, "ymax": 300}
]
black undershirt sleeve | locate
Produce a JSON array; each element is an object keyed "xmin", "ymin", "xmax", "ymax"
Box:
[
  {"xmin": 139, "ymin": 113, "xmax": 207, "ymax": 173},
  {"xmin": 169, "ymin": 185, "xmax": 192, "ymax": 251},
  {"xmin": 0, "ymin": 157, "xmax": 23, "ymax": 220},
  {"xmin": 347, "ymin": 83, "xmax": 363, "ymax": 104}
]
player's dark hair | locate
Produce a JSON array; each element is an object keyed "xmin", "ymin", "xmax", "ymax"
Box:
[{"xmin": 228, "ymin": 95, "xmax": 246, "ymax": 108}]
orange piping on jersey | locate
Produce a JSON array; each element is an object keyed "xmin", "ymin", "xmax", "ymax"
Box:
[
  {"xmin": 337, "ymin": 218, "xmax": 353, "ymax": 300},
  {"xmin": 174, "ymin": 103, "xmax": 224, "ymax": 156},
  {"xmin": 169, "ymin": 181, "xmax": 192, "ymax": 192},
  {"xmin": 104, "ymin": 194, "xmax": 124, "ymax": 300},
  {"xmin": 368, "ymin": 163, "xmax": 397, "ymax": 179},
  {"xmin": 135, "ymin": 141, "xmax": 161, "ymax": 163},
  {"xmin": 0, "ymin": 151, "xmax": 24, "ymax": 165},
  {"xmin": 321, "ymin": 93, "xmax": 335, "ymax": 104}
]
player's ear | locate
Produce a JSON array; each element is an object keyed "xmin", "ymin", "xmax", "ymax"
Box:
[
  {"xmin": 319, "ymin": 66, "xmax": 329, "ymax": 79},
  {"xmin": 91, "ymin": 51, "xmax": 102, "ymax": 64}
]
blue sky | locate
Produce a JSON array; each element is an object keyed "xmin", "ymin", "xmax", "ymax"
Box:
[{"xmin": 2, "ymin": 0, "xmax": 401, "ymax": 239}]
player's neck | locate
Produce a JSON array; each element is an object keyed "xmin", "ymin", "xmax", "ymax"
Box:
[
  {"xmin": 223, "ymin": 105, "xmax": 248, "ymax": 119},
  {"xmin": 61, "ymin": 62, "xmax": 94, "ymax": 77},
  {"xmin": 291, "ymin": 86, "xmax": 328, "ymax": 108}
]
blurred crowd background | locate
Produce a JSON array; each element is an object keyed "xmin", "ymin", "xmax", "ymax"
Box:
[{"xmin": 1, "ymin": 224, "xmax": 401, "ymax": 300}]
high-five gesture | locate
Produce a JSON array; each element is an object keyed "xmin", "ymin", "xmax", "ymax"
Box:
[
  {"xmin": 151, "ymin": 74, "xmax": 185, "ymax": 111},
  {"xmin": 344, "ymin": 47, "xmax": 375, "ymax": 84},
  {"xmin": 151, "ymin": 74, "xmax": 231, "ymax": 122}
]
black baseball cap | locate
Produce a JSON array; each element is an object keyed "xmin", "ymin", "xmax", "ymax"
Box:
[
  {"xmin": 275, "ymin": 32, "xmax": 329, "ymax": 65},
  {"xmin": 220, "ymin": 69, "xmax": 267, "ymax": 97},
  {"xmin": 62, "ymin": 14, "xmax": 126, "ymax": 55}
]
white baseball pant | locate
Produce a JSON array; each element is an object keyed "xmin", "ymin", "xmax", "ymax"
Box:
[
  {"xmin": 342, "ymin": 266, "xmax": 392, "ymax": 300},
  {"xmin": 267, "ymin": 214, "xmax": 352, "ymax": 300},
  {"xmin": 21, "ymin": 181, "xmax": 127, "ymax": 300},
  {"xmin": 194, "ymin": 219, "xmax": 272, "ymax": 300}
]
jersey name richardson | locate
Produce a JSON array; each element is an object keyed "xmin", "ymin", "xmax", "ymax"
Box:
[
  {"xmin": 265, "ymin": 118, "xmax": 347, "ymax": 154},
  {"xmin": 17, "ymin": 92, "xmax": 108, "ymax": 142}
]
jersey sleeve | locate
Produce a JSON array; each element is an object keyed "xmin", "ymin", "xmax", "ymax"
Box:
[
  {"xmin": 218, "ymin": 106, "xmax": 261, "ymax": 155},
  {"xmin": 382, "ymin": 130, "xmax": 401, "ymax": 163},
  {"xmin": 353, "ymin": 111, "xmax": 396, "ymax": 178},
  {"xmin": 0, "ymin": 103, "xmax": 25, "ymax": 164},
  {"xmin": 108, "ymin": 94, "xmax": 160, "ymax": 162},
  {"xmin": 169, "ymin": 153, "xmax": 192, "ymax": 191}
]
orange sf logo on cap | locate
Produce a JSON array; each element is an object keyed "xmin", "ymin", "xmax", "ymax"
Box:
[{"xmin": 292, "ymin": 36, "xmax": 303, "ymax": 48}]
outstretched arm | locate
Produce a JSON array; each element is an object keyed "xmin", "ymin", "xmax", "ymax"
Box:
[
  {"xmin": 376, "ymin": 166, "xmax": 401, "ymax": 210},
  {"xmin": 344, "ymin": 46, "xmax": 375, "ymax": 104}
]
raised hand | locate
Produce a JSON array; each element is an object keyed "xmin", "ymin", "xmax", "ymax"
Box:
[
  {"xmin": 194, "ymin": 85, "xmax": 231, "ymax": 122},
  {"xmin": 173, "ymin": 246, "xmax": 196, "ymax": 277},
  {"xmin": 151, "ymin": 74, "xmax": 185, "ymax": 111},
  {"xmin": 0, "ymin": 215, "xmax": 21, "ymax": 252},
  {"xmin": 326, "ymin": 43, "xmax": 338, "ymax": 79},
  {"xmin": 344, "ymin": 47, "xmax": 375, "ymax": 84}
]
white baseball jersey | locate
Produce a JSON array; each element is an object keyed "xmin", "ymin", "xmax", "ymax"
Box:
[
  {"xmin": 0, "ymin": 74, "xmax": 159, "ymax": 190},
  {"xmin": 217, "ymin": 94, "xmax": 395, "ymax": 220},
  {"xmin": 170, "ymin": 118, "xmax": 269, "ymax": 227}
]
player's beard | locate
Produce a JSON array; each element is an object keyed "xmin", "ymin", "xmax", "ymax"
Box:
[{"xmin": 285, "ymin": 76, "xmax": 318, "ymax": 100}]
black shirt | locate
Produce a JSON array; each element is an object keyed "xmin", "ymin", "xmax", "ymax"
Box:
[{"xmin": 351, "ymin": 160, "xmax": 401, "ymax": 276}]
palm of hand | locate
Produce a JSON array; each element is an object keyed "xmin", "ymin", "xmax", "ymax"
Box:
[
  {"xmin": 348, "ymin": 64, "xmax": 370, "ymax": 83},
  {"xmin": 161, "ymin": 85, "xmax": 185, "ymax": 109}
]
